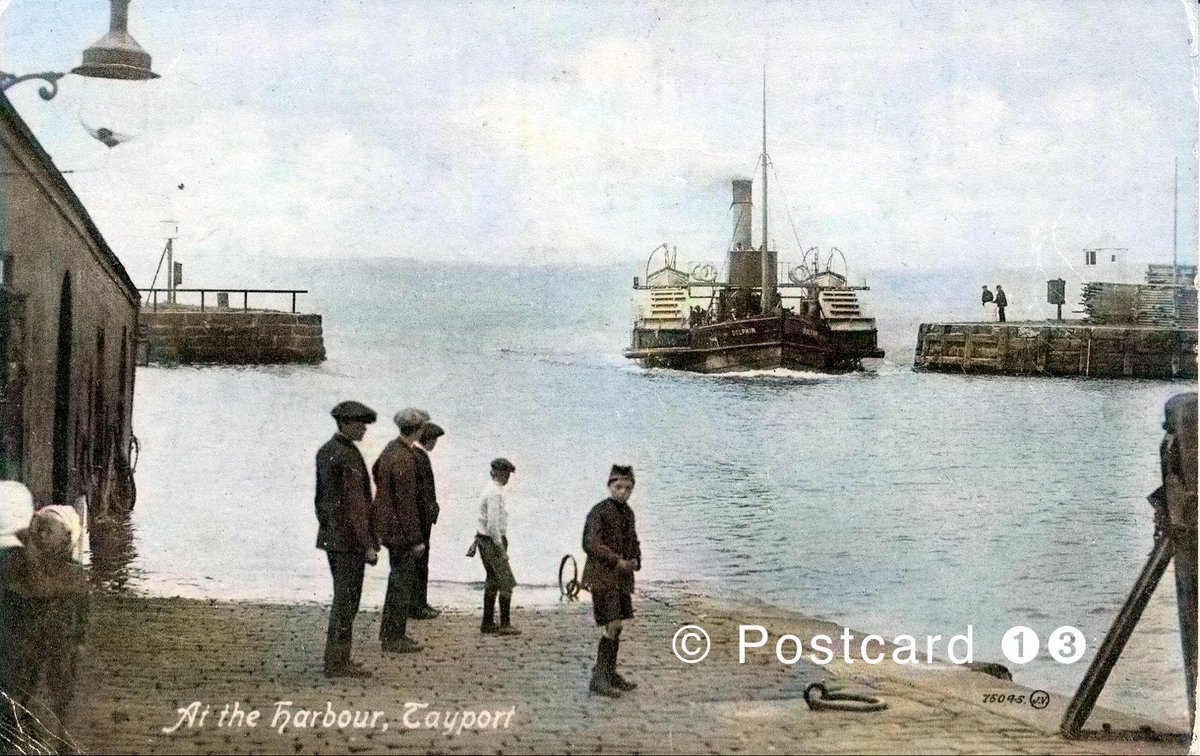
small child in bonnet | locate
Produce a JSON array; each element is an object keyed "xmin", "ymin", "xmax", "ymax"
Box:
[{"xmin": 5, "ymin": 505, "xmax": 89, "ymax": 748}]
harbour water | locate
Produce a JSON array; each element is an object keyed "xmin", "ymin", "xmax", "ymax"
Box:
[{"xmin": 116, "ymin": 258, "xmax": 1193, "ymax": 728}]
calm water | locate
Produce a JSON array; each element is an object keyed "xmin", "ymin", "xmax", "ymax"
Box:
[{"xmin": 116, "ymin": 258, "xmax": 1194, "ymax": 727}]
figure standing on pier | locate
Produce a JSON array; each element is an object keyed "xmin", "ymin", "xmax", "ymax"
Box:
[
  {"xmin": 981, "ymin": 285, "xmax": 994, "ymax": 321},
  {"xmin": 475, "ymin": 458, "xmax": 520, "ymax": 635},
  {"xmin": 411, "ymin": 422, "xmax": 444, "ymax": 619},
  {"xmin": 372, "ymin": 407, "xmax": 430, "ymax": 654},
  {"xmin": 995, "ymin": 284, "xmax": 1008, "ymax": 322},
  {"xmin": 314, "ymin": 400, "xmax": 380, "ymax": 678},
  {"xmin": 582, "ymin": 464, "xmax": 642, "ymax": 698}
]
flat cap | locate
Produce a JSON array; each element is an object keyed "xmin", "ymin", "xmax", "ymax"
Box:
[
  {"xmin": 608, "ymin": 464, "xmax": 635, "ymax": 484},
  {"xmin": 394, "ymin": 407, "xmax": 431, "ymax": 428},
  {"xmin": 420, "ymin": 422, "xmax": 445, "ymax": 442},
  {"xmin": 491, "ymin": 457, "xmax": 516, "ymax": 473},
  {"xmin": 331, "ymin": 400, "xmax": 377, "ymax": 423}
]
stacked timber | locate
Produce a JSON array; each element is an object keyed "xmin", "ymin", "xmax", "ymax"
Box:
[
  {"xmin": 914, "ymin": 322, "xmax": 1197, "ymax": 380},
  {"xmin": 1081, "ymin": 282, "xmax": 1197, "ymax": 328},
  {"xmin": 1146, "ymin": 264, "xmax": 1198, "ymax": 286}
]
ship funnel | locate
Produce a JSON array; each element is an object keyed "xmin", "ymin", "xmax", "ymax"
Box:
[
  {"xmin": 731, "ymin": 179, "xmax": 753, "ymax": 251},
  {"xmin": 727, "ymin": 179, "xmax": 762, "ymax": 288}
]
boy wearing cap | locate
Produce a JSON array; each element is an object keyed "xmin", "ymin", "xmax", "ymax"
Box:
[
  {"xmin": 582, "ymin": 465, "xmax": 641, "ymax": 697},
  {"xmin": 410, "ymin": 422, "xmax": 444, "ymax": 619},
  {"xmin": 372, "ymin": 407, "xmax": 430, "ymax": 654},
  {"xmin": 315, "ymin": 400, "xmax": 380, "ymax": 678},
  {"xmin": 475, "ymin": 458, "xmax": 519, "ymax": 635}
]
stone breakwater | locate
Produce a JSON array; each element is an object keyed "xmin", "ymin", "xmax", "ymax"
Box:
[
  {"xmin": 914, "ymin": 322, "xmax": 1198, "ymax": 379},
  {"xmin": 139, "ymin": 310, "xmax": 326, "ymax": 365},
  {"xmin": 65, "ymin": 592, "xmax": 1188, "ymax": 755}
]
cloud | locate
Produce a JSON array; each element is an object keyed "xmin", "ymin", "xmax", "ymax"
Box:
[{"xmin": 1, "ymin": 0, "xmax": 1194, "ymax": 275}]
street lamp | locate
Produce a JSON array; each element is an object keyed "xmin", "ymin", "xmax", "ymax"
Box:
[{"xmin": 0, "ymin": 0, "xmax": 158, "ymax": 100}]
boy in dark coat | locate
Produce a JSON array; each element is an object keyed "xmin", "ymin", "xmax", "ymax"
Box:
[
  {"xmin": 315, "ymin": 400, "xmax": 380, "ymax": 677},
  {"xmin": 410, "ymin": 422, "xmax": 444, "ymax": 619},
  {"xmin": 581, "ymin": 465, "xmax": 641, "ymax": 697},
  {"xmin": 372, "ymin": 407, "xmax": 429, "ymax": 653}
]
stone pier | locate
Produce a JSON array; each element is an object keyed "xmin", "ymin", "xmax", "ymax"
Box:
[
  {"xmin": 915, "ymin": 322, "xmax": 1197, "ymax": 379},
  {"xmin": 138, "ymin": 309, "xmax": 326, "ymax": 365}
]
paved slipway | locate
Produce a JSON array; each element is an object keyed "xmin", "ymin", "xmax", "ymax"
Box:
[{"xmin": 64, "ymin": 591, "xmax": 1190, "ymax": 755}]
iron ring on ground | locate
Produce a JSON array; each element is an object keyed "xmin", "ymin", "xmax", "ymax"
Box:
[
  {"xmin": 804, "ymin": 682, "xmax": 887, "ymax": 713},
  {"xmin": 559, "ymin": 554, "xmax": 582, "ymax": 599}
]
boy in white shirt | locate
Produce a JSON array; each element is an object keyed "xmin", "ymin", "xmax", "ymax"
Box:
[{"xmin": 474, "ymin": 458, "xmax": 519, "ymax": 635}]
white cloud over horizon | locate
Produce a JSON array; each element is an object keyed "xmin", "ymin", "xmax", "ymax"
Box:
[{"xmin": 1, "ymin": 0, "xmax": 1196, "ymax": 288}]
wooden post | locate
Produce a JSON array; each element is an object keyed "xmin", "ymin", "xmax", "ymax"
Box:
[
  {"xmin": 1060, "ymin": 537, "xmax": 1173, "ymax": 738},
  {"xmin": 1061, "ymin": 392, "xmax": 1198, "ymax": 738},
  {"xmin": 292, "ymin": 292, "xmax": 297, "ymax": 313},
  {"xmin": 243, "ymin": 291, "xmax": 249, "ymax": 312},
  {"xmin": 200, "ymin": 291, "xmax": 205, "ymax": 312}
]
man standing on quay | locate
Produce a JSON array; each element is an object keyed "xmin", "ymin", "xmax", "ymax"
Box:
[
  {"xmin": 372, "ymin": 407, "xmax": 429, "ymax": 653},
  {"xmin": 582, "ymin": 464, "xmax": 641, "ymax": 697},
  {"xmin": 995, "ymin": 284, "xmax": 1008, "ymax": 322},
  {"xmin": 410, "ymin": 422, "xmax": 444, "ymax": 619},
  {"xmin": 314, "ymin": 400, "xmax": 379, "ymax": 678}
]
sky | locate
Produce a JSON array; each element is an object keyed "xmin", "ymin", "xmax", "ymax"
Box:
[{"xmin": 1, "ymin": 0, "xmax": 1197, "ymax": 285}]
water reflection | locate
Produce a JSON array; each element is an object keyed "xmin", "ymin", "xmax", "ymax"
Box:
[{"xmin": 88, "ymin": 510, "xmax": 140, "ymax": 592}]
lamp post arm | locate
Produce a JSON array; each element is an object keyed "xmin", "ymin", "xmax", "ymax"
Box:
[{"xmin": 0, "ymin": 71, "xmax": 66, "ymax": 100}]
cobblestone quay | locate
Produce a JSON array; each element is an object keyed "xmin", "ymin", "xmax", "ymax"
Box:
[{"xmin": 67, "ymin": 592, "xmax": 1189, "ymax": 754}]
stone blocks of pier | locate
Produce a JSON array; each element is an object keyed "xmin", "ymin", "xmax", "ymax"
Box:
[
  {"xmin": 914, "ymin": 322, "xmax": 1197, "ymax": 379},
  {"xmin": 138, "ymin": 310, "xmax": 326, "ymax": 365}
]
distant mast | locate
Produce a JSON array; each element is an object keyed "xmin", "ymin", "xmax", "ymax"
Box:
[{"xmin": 760, "ymin": 68, "xmax": 776, "ymax": 313}]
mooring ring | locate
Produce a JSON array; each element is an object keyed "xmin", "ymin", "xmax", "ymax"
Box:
[
  {"xmin": 559, "ymin": 554, "xmax": 582, "ymax": 599},
  {"xmin": 804, "ymin": 682, "xmax": 887, "ymax": 713}
]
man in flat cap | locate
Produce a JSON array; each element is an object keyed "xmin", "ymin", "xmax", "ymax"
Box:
[
  {"xmin": 474, "ymin": 458, "xmax": 519, "ymax": 635},
  {"xmin": 315, "ymin": 400, "xmax": 380, "ymax": 678},
  {"xmin": 372, "ymin": 407, "xmax": 430, "ymax": 654},
  {"xmin": 581, "ymin": 464, "xmax": 641, "ymax": 697},
  {"xmin": 410, "ymin": 422, "xmax": 445, "ymax": 619}
]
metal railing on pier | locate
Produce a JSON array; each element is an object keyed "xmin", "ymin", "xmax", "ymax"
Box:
[{"xmin": 138, "ymin": 288, "xmax": 309, "ymax": 313}]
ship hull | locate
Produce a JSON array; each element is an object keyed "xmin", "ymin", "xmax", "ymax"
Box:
[{"xmin": 624, "ymin": 313, "xmax": 883, "ymax": 374}]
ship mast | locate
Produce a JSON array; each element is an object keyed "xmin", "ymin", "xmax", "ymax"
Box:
[{"xmin": 760, "ymin": 68, "xmax": 776, "ymax": 313}]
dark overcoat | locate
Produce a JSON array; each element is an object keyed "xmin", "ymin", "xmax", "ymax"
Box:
[
  {"xmin": 413, "ymin": 446, "xmax": 440, "ymax": 533},
  {"xmin": 581, "ymin": 498, "xmax": 641, "ymax": 594},
  {"xmin": 372, "ymin": 439, "xmax": 424, "ymax": 550},
  {"xmin": 314, "ymin": 434, "xmax": 377, "ymax": 554}
]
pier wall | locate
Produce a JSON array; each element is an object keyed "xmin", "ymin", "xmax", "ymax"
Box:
[
  {"xmin": 915, "ymin": 322, "xmax": 1197, "ymax": 379},
  {"xmin": 139, "ymin": 310, "xmax": 325, "ymax": 365}
]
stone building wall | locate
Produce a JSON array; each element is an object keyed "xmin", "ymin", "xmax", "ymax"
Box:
[{"xmin": 0, "ymin": 94, "xmax": 140, "ymax": 511}]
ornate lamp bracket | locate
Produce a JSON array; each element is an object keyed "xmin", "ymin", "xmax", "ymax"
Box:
[{"xmin": 0, "ymin": 71, "xmax": 67, "ymax": 100}]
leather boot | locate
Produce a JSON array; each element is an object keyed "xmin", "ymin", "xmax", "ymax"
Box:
[
  {"xmin": 589, "ymin": 638, "xmax": 621, "ymax": 697},
  {"xmin": 610, "ymin": 636, "xmax": 637, "ymax": 691},
  {"xmin": 497, "ymin": 594, "xmax": 521, "ymax": 635},
  {"xmin": 481, "ymin": 588, "xmax": 498, "ymax": 633}
]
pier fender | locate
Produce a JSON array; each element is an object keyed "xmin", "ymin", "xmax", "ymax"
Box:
[{"xmin": 803, "ymin": 682, "xmax": 887, "ymax": 713}]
